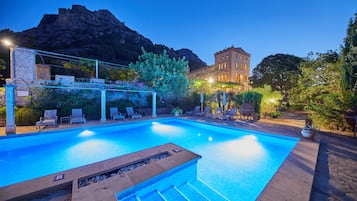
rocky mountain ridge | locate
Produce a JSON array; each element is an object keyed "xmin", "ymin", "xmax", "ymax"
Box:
[{"xmin": 0, "ymin": 5, "xmax": 206, "ymax": 71}]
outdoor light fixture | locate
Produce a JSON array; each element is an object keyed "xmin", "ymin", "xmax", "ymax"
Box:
[
  {"xmin": 208, "ymin": 77, "xmax": 214, "ymax": 84},
  {"xmin": 1, "ymin": 39, "xmax": 13, "ymax": 47}
]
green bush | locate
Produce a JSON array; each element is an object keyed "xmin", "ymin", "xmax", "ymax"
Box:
[
  {"xmin": 176, "ymin": 92, "xmax": 201, "ymax": 113},
  {"xmin": 0, "ymin": 106, "xmax": 6, "ymax": 117},
  {"xmin": 269, "ymin": 111, "xmax": 281, "ymax": 118},
  {"xmin": 235, "ymin": 91, "xmax": 262, "ymax": 114},
  {"xmin": 290, "ymin": 104, "xmax": 305, "ymax": 111},
  {"xmin": 83, "ymin": 104, "xmax": 101, "ymax": 120},
  {"xmin": 15, "ymin": 107, "xmax": 41, "ymax": 126}
]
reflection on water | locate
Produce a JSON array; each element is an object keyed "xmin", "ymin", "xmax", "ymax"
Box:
[{"xmin": 1, "ymin": 119, "xmax": 298, "ymax": 201}]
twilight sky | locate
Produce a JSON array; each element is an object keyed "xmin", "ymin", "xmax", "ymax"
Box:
[{"xmin": 0, "ymin": 0, "xmax": 356, "ymax": 74}]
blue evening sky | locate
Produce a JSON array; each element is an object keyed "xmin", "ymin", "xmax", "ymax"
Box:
[{"xmin": 0, "ymin": 0, "xmax": 356, "ymax": 74}]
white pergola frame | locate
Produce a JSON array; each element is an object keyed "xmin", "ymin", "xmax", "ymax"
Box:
[
  {"xmin": 5, "ymin": 82, "xmax": 157, "ymax": 135},
  {"xmin": 3, "ymin": 46, "xmax": 158, "ymax": 135}
]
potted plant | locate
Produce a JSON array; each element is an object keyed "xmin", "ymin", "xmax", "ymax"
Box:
[
  {"xmin": 171, "ymin": 107, "xmax": 183, "ymax": 117},
  {"xmin": 301, "ymin": 117, "xmax": 318, "ymax": 139}
]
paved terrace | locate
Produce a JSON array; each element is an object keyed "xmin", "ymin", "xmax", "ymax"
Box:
[{"xmin": 1, "ymin": 112, "xmax": 356, "ymax": 201}]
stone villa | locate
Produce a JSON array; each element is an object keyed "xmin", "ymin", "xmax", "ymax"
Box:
[{"xmin": 189, "ymin": 46, "xmax": 251, "ymax": 92}]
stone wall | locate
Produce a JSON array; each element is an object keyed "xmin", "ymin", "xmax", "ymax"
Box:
[
  {"xmin": 8, "ymin": 48, "xmax": 36, "ymax": 106},
  {"xmin": 36, "ymin": 64, "xmax": 51, "ymax": 80},
  {"xmin": 12, "ymin": 48, "xmax": 36, "ymax": 82}
]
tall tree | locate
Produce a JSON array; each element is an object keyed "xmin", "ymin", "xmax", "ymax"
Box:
[
  {"xmin": 341, "ymin": 12, "xmax": 357, "ymax": 95},
  {"xmin": 289, "ymin": 51, "xmax": 346, "ymax": 129},
  {"xmin": 129, "ymin": 48, "xmax": 189, "ymax": 102},
  {"xmin": 250, "ymin": 54, "xmax": 302, "ymax": 97}
]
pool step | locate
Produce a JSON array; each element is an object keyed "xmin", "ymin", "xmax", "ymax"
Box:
[
  {"xmin": 189, "ymin": 180, "xmax": 229, "ymax": 201},
  {"xmin": 177, "ymin": 182, "xmax": 209, "ymax": 201},
  {"xmin": 141, "ymin": 190, "xmax": 166, "ymax": 201},
  {"xmin": 120, "ymin": 180, "xmax": 229, "ymax": 201},
  {"xmin": 121, "ymin": 194, "xmax": 141, "ymax": 201},
  {"xmin": 162, "ymin": 186, "xmax": 188, "ymax": 200}
]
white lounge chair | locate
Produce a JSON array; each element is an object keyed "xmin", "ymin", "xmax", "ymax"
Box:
[
  {"xmin": 36, "ymin": 109, "xmax": 58, "ymax": 130},
  {"xmin": 206, "ymin": 107, "xmax": 223, "ymax": 119},
  {"xmin": 110, "ymin": 107, "xmax": 125, "ymax": 120},
  {"xmin": 125, "ymin": 107, "xmax": 142, "ymax": 119},
  {"xmin": 220, "ymin": 108, "xmax": 238, "ymax": 120},
  {"xmin": 186, "ymin": 106, "xmax": 200, "ymax": 115},
  {"xmin": 195, "ymin": 106, "xmax": 211, "ymax": 116},
  {"xmin": 70, "ymin": 108, "xmax": 86, "ymax": 124}
]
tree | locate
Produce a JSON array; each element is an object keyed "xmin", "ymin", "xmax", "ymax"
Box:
[
  {"xmin": 250, "ymin": 54, "xmax": 302, "ymax": 97},
  {"xmin": 341, "ymin": 12, "xmax": 357, "ymax": 95},
  {"xmin": 129, "ymin": 48, "xmax": 189, "ymax": 102},
  {"xmin": 189, "ymin": 79, "xmax": 213, "ymax": 94},
  {"xmin": 289, "ymin": 51, "xmax": 347, "ymax": 129},
  {"xmin": 0, "ymin": 59, "xmax": 8, "ymax": 84}
]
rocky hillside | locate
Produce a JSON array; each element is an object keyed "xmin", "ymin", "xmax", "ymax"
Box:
[{"xmin": 0, "ymin": 5, "xmax": 206, "ymax": 71}]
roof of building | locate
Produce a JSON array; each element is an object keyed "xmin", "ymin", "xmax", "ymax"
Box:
[{"xmin": 214, "ymin": 46, "xmax": 250, "ymax": 56}]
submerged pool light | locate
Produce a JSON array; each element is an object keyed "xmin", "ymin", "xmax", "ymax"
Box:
[{"xmin": 79, "ymin": 130, "xmax": 95, "ymax": 137}]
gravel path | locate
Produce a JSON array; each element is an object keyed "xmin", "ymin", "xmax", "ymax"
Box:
[{"xmin": 311, "ymin": 132, "xmax": 357, "ymax": 201}]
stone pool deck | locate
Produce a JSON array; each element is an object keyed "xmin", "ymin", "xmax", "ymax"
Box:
[{"xmin": 1, "ymin": 112, "xmax": 356, "ymax": 200}]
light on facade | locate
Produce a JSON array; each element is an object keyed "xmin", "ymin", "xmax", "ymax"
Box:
[
  {"xmin": 1, "ymin": 39, "xmax": 13, "ymax": 47},
  {"xmin": 208, "ymin": 77, "xmax": 214, "ymax": 84}
]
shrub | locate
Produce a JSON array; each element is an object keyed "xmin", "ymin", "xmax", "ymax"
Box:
[
  {"xmin": 0, "ymin": 106, "xmax": 5, "ymax": 126},
  {"xmin": 176, "ymin": 92, "xmax": 201, "ymax": 113},
  {"xmin": 269, "ymin": 111, "xmax": 281, "ymax": 118},
  {"xmin": 0, "ymin": 106, "xmax": 5, "ymax": 117},
  {"xmin": 290, "ymin": 104, "xmax": 305, "ymax": 111},
  {"xmin": 235, "ymin": 91, "xmax": 262, "ymax": 115},
  {"xmin": 15, "ymin": 107, "xmax": 41, "ymax": 126}
]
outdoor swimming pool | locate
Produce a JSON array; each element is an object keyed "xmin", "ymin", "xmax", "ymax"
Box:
[{"xmin": 0, "ymin": 118, "xmax": 298, "ymax": 200}]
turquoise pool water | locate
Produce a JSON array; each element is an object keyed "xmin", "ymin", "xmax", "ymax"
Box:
[{"xmin": 0, "ymin": 118, "xmax": 298, "ymax": 200}]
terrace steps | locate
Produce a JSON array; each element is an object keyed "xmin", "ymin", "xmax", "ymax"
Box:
[{"xmin": 120, "ymin": 180, "xmax": 229, "ymax": 201}]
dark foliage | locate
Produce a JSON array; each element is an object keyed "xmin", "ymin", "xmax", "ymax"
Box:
[{"xmin": 250, "ymin": 54, "xmax": 303, "ymax": 97}]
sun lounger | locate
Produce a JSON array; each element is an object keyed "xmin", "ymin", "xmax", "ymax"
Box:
[
  {"xmin": 70, "ymin": 108, "xmax": 86, "ymax": 124},
  {"xmin": 110, "ymin": 107, "xmax": 125, "ymax": 120},
  {"xmin": 36, "ymin": 109, "xmax": 58, "ymax": 130},
  {"xmin": 220, "ymin": 108, "xmax": 237, "ymax": 120},
  {"xmin": 195, "ymin": 106, "xmax": 211, "ymax": 116},
  {"xmin": 206, "ymin": 107, "xmax": 223, "ymax": 118},
  {"xmin": 186, "ymin": 106, "xmax": 200, "ymax": 115},
  {"xmin": 126, "ymin": 107, "xmax": 142, "ymax": 119}
]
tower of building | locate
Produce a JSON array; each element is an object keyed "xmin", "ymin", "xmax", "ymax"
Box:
[{"xmin": 189, "ymin": 46, "xmax": 251, "ymax": 92}]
